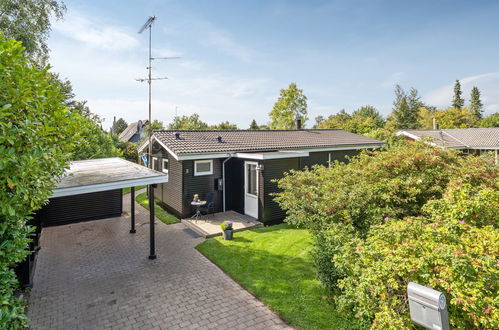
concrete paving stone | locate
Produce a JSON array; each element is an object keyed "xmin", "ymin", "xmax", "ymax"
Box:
[{"xmin": 28, "ymin": 191, "xmax": 292, "ymax": 329}]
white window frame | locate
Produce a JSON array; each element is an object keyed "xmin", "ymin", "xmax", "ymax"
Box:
[
  {"xmin": 152, "ymin": 157, "xmax": 158, "ymax": 171},
  {"xmin": 194, "ymin": 159, "xmax": 213, "ymax": 176},
  {"xmin": 328, "ymin": 152, "xmax": 332, "ymax": 168},
  {"xmin": 162, "ymin": 158, "xmax": 169, "ymax": 174}
]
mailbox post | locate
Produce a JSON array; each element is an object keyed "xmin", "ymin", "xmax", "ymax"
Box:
[{"xmin": 407, "ymin": 282, "xmax": 449, "ymax": 330}]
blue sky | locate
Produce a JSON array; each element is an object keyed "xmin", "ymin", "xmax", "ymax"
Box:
[{"xmin": 48, "ymin": 0, "xmax": 499, "ymax": 129}]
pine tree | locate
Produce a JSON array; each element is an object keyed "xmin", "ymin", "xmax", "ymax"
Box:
[
  {"xmin": 469, "ymin": 86, "xmax": 483, "ymax": 119},
  {"xmin": 389, "ymin": 85, "xmax": 421, "ymax": 129},
  {"xmin": 249, "ymin": 119, "xmax": 259, "ymax": 130},
  {"xmin": 452, "ymin": 80, "xmax": 465, "ymax": 109}
]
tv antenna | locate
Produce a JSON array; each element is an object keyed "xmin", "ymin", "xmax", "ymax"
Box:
[{"xmin": 136, "ymin": 16, "xmax": 179, "ymax": 168}]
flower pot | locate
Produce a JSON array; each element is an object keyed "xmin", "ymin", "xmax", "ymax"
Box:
[{"xmin": 222, "ymin": 229, "xmax": 233, "ymax": 240}]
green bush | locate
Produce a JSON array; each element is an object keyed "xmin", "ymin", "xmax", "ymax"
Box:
[
  {"xmin": 0, "ymin": 36, "xmax": 74, "ymax": 328},
  {"xmin": 334, "ymin": 184, "xmax": 498, "ymax": 329},
  {"xmin": 275, "ymin": 142, "xmax": 495, "ymax": 289},
  {"xmin": 275, "ymin": 142, "xmax": 498, "ymax": 328}
]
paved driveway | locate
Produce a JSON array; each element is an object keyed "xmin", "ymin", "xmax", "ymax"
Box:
[{"xmin": 28, "ymin": 193, "xmax": 291, "ymax": 330}]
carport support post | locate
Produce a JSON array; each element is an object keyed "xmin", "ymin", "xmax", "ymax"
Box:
[
  {"xmin": 148, "ymin": 184, "xmax": 157, "ymax": 260},
  {"xmin": 130, "ymin": 187, "xmax": 136, "ymax": 233}
]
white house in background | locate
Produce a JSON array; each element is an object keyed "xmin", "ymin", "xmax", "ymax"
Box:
[{"xmin": 396, "ymin": 127, "xmax": 499, "ymax": 164}]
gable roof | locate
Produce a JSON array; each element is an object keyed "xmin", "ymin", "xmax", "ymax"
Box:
[
  {"xmin": 119, "ymin": 120, "xmax": 148, "ymax": 142},
  {"xmin": 397, "ymin": 128, "xmax": 499, "ymax": 149},
  {"xmin": 139, "ymin": 129, "xmax": 384, "ymax": 158}
]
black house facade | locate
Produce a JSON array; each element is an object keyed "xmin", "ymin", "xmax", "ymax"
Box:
[{"xmin": 139, "ymin": 129, "xmax": 384, "ymax": 224}]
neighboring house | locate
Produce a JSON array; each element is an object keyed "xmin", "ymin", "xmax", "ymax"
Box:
[
  {"xmin": 397, "ymin": 128, "xmax": 499, "ymax": 164},
  {"xmin": 138, "ymin": 129, "xmax": 384, "ymax": 223},
  {"xmin": 119, "ymin": 120, "xmax": 149, "ymax": 143}
]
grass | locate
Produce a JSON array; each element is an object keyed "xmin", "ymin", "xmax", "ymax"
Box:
[
  {"xmin": 122, "ymin": 185, "xmax": 146, "ymax": 195},
  {"xmin": 196, "ymin": 224, "xmax": 364, "ymax": 330},
  {"xmin": 135, "ymin": 191, "xmax": 180, "ymax": 225}
]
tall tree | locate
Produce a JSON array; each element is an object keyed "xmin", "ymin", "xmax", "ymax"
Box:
[
  {"xmin": 469, "ymin": 86, "xmax": 483, "ymax": 119},
  {"xmin": 452, "ymin": 79, "xmax": 465, "ymax": 109},
  {"xmin": 269, "ymin": 83, "xmax": 308, "ymax": 129},
  {"xmin": 112, "ymin": 118, "xmax": 128, "ymax": 135},
  {"xmin": 249, "ymin": 119, "xmax": 259, "ymax": 130},
  {"xmin": 315, "ymin": 110, "xmax": 351, "ymax": 129},
  {"xmin": 433, "ymin": 107, "xmax": 476, "ymax": 129},
  {"xmin": 0, "ymin": 0, "xmax": 66, "ymax": 63},
  {"xmin": 168, "ymin": 114, "xmax": 208, "ymax": 130},
  {"xmin": 210, "ymin": 121, "xmax": 238, "ymax": 130},
  {"xmin": 389, "ymin": 85, "xmax": 422, "ymax": 129}
]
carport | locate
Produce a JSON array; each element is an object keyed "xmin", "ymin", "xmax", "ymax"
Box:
[
  {"xmin": 18, "ymin": 158, "xmax": 168, "ymax": 287},
  {"xmin": 48, "ymin": 157, "xmax": 168, "ymax": 259}
]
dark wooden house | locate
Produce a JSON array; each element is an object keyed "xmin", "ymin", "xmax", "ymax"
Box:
[{"xmin": 138, "ymin": 129, "xmax": 384, "ymax": 224}]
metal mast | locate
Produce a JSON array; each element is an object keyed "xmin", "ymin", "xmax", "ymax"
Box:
[
  {"xmin": 138, "ymin": 16, "xmax": 156, "ymax": 169},
  {"xmin": 137, "ymin": 16, "xmax": 179, "ymax": 169}
]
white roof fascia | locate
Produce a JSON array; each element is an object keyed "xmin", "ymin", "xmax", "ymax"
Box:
[
  {"xmin": 138, "ymin": 136, "xmax": 180, "ymax": 161},
  {"xmin": 441, "ymin": 131, "xmax": 469, "ymax": 148},
  {"xmin": 235, "ymin": 151, "xmax": 310, "ymax": 160},
  {"xmin": 299, "ymin": 144, "xmax": 383, "ymax": 153},
  {"xmin": 51, "ymin": 175, "xmax": 168, "ymax": 198}
]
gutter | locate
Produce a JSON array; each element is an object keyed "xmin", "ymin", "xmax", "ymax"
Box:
[{"xmin": 222, "ymin": 153, "xmax": 234, "ymax": 212}]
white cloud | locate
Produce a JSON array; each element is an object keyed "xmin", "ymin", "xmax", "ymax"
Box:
[
  {"xmin": 381, "ymin": 71, "xmax": 405, "ymax": 88},
  {"xmin": 52, "ymin": 10, "xmax": 139, "ymax": 51},
  {"xmin": 424, "ymin": 73, "xmax": 499, "ymax": 113},
  {"xmin": 202, "ymin": 29, "xmax": 253, "ymax": 62}
]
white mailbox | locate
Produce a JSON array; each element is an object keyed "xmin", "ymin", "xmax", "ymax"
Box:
[{"xmin": 407, "ymin": 282, "xmax": 449, "ymax": 330}]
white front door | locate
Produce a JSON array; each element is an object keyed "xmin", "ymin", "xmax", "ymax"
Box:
[{"xmin": 244, "ymin": 161, "xmax": 259, "ymax": 218}]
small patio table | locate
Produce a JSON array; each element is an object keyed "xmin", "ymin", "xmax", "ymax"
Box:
[{"xmin": 191, "ymin": 200, "xmax": 206, "ymax": 220}]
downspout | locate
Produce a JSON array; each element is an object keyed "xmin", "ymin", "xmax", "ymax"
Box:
[{"xmin": 222, "ymin": 153, "xmax": 234, "ymax": 212}]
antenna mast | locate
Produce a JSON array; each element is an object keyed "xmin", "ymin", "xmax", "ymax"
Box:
[{"xmin": 137, "ymin": 16, "xmax": 179, "ymax": 169}]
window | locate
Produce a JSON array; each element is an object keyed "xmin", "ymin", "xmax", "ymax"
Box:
[
  {"xmin": 162, "ymin": 159, "xmax": 169, "ymax": 173},
  {"xmin": 246, "ymin": 163, "xmax": 258, "ymax": 196},
  {"xmin": 152, "ymin": 157, "xmax": 159, "ymax": 171},
  {"xmin": 194, "ymin": 160, "xmax": 213, "ymax": 176}
]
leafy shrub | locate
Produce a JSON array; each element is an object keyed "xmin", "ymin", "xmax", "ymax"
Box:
[
  {"xmin": 275, "ymin": 141, "xmax": 496, "ymax": 289},
  {"xmin": 334, "ymin": 184, "xmax": 498, "ymax": 329},
  {"xmin": 0, "ymin": 36, "xmax": 74, "ymax": 328},
  {"xmin": 275, "ymin": 142, "xmax": 498, "ymax": 328}
]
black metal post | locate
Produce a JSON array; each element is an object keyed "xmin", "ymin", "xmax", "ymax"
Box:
[
  {"xmin": 148, "ymin": 184, "xmax": 156, "ymax": 260},
  {"xmin": 130, "ymin": 187, "xmax": 136, "ymax": 233}
]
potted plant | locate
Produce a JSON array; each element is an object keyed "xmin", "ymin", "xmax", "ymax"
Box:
[{"xmin": 220, "ymin": 221, "xmax": 234, "ymax": 240}]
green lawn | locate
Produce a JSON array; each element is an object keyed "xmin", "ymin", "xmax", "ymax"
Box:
[
  {"xmin": 135, "ymin": 191, "xmax": 180, "ymax": 225},
  {"xmin": 196, "ymin": 224, "xmax": 364, "ymax": 330},
  {"xmin": 122, "ymin": 185, "xmax": 146, "ymax": 195}
]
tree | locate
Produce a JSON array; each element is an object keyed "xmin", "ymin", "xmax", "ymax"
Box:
[
  {"xmin": 469, "ymin": 86, "xmax": 483, "ymax": 119},
  {"xmin": 0, "ymin": 0, "xmax": 66, "ymax": 63},
  {"xmin": 210, "ymin": 121, "xmax": 238, "ymax": 130},
  {"xmin": 269, "ymin": 82, "xmax": 308, "ymax": 129},
  {"xmin": 388, "ymin": 85, "xmax": 422, "ymax": 129},
  {"xmin": 71, "ymin": 114, "xmax": 122, "ymax": 160},
  {"xmin": 452, "ymin": 79, "xmax": 465, "ymax": 109},
  {"xmin": 418, "ymin": 107, "xmax": 436, "ymax": 129},
  {"xmin": 478, "ymin": 112, "xmax": 499, "ymax": 127},
  {"xmin": 168, "ymin": 113, "xmax": 208, "ymax": 130},
  {"xmin": 0, "ymin": 36, "xmax": 75, "ymax": 328},
  {"xmin": 112, "ymin": 118, "xmax": 128, "ymax": 135},
  {"xmin": 433, "ymin": 107, "xmax": 476, "ymax": 128},
  {"xmin": 249, "ymin": 119, "xmax": 259, "ymax": 130},
  {"xmin": 348, "ymin": 105, "xmax": 385, "ymax": 134},
  {"xmin": 315, "ymin": 110, "xmax": 351, "ymax": 129}
]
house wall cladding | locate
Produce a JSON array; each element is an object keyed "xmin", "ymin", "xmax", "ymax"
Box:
[
  {"xmin": 151, "ymin": 141, "xmax": 185, "ymax": 218},
  {"xmin": 261, "ymin": 150, "xmax": 362, "ymax": 223},
  {"xmin": 182, "ymin": 158, "xmax": 224, "ymax": 217},
  {"xmin": 40, "ymin": 189, "xmax": 123, "ymax": 227}
]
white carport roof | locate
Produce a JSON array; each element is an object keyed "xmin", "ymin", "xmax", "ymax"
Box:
[{"xmin": 51, "ymin": 158, "xmax": 168, "ymax": 198}]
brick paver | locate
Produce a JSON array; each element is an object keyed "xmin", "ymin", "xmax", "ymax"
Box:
[{"xmin": 28, "ymin": 191, "xmax": 292, "ymax": 329}]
